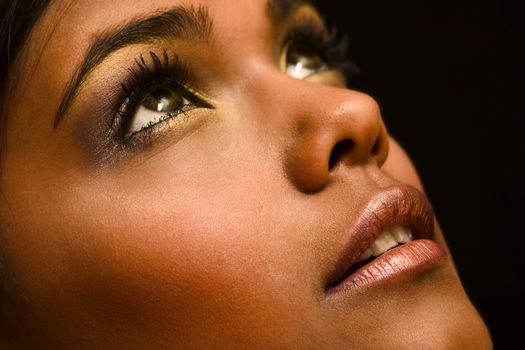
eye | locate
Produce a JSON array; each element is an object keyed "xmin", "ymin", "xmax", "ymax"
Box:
[
  {"xmin": 283, "ymin": 40, "xmax": 328, "ymax": 79},
  {"xmin": 127, "ymin": 87, "xmax": 191, "ymax": 136}
]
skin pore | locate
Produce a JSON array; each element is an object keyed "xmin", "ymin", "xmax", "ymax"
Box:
[{"xmin": 0, "ymin": 0, "xmax": 492, "ymax": 348}]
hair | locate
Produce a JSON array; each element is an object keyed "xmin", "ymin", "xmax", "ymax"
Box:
[
  {"xmin": 0, "ymin": 0, "xmax": 51, "ymax": 344},
  {"xmin": 0, "ymin": 0, "xmax": 51, "ymax": 141}
]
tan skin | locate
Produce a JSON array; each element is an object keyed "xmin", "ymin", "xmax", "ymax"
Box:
[{"xmin": 0, "ymin": 0, "xmax": 492, "ymax": 348}]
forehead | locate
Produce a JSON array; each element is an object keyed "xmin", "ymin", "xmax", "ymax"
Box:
[{"xmin": 29, "ymin": 0, "xmax": 300, "ymax": 60}]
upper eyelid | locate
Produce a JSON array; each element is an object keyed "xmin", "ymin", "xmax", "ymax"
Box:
[{"xmin": 277, "ymin": 6, "xmax": 326, "ymax": 37}]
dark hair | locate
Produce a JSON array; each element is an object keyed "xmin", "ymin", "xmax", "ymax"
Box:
[
  {"xmin": 0, "ymin": 0, "xmax": 51, "ymax": 134},
  {"xmin": 0, "ymin": 0, "xmax": 51, "ymax": 344}
]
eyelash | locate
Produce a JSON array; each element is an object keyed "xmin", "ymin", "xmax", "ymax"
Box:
[
  {"xmin": 285, "ymin": 18, "xmax": 359, "ymax": 78},
  {"xmin": 113, "ymin": 50, "xmax": 205, "ymax": 144}
]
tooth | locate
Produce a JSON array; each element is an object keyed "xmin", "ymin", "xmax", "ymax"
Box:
[
  {"xmin": 356, "ymin": 248, "xmax": 373, "ymax": 263},
  {"xmin": 371, "ymin": 230, "xmax": 398, "ymax": 256},
  {"xmin": 391, "ymin": 225, "xmax": 411, "ymax": 244}
]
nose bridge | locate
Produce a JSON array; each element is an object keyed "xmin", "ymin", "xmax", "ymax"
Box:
[{"xmin": 274, "ymin": 77, "xmax": 389, "ymax": 193}]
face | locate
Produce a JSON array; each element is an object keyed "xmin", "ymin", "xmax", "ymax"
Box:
[{"xmin": 0, "ymin": 0, "xmax": 491, "ymax": 348}]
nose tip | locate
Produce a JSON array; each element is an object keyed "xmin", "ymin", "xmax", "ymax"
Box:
[{"xmin": 285, "ymin": 89, "xmax": 389, "ymax": 193}]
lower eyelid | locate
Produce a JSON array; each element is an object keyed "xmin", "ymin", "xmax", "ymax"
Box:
[
  {"xmin": 120, "ymin": 106, "xmax": 214, "ymax": 154},
  {"xmin": 306, "ymin": 70, "xmax": 347, "ymax": 87},
  {"xmin": 127, "ymin": 95, "xmax": 193, "ymax": 135},
  {"xmin": 126, "ymin": 102, "xmax": 195, "ymax": 138}
]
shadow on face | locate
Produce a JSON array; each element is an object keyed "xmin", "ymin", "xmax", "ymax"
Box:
[{"xmin": 0, "ymin": 0, "xmax": 492, "ymax": 348}]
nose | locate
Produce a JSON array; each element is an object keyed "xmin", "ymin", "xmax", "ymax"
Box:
[{"xmin": 283, "ymin": 83, "xmax": 389, "ymax": 193}]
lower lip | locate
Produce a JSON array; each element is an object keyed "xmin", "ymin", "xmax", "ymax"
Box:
[{"xmin": 329, "ymin": 239, "xmax": 446, "ymax": 295}]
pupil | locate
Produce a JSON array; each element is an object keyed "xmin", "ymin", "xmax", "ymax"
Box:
[
  {"xmin": 288, "ymin": 44, "xmax": 323, "ymax": 69},
  {"xmin": 142, "ymin": 88, "xmax": 182, "ymax": 112}
]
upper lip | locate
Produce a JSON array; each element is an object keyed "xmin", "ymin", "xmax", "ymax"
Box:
[{"xmin": 325, "ymin": 184, "xmax": 435, "ymax": 290}]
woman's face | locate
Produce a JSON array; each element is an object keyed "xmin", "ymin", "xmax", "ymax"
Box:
[{"xmin": 0, "ymin": 0, "xmax": 491, "ymax": 348}]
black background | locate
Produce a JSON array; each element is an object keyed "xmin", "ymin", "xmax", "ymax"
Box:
[{"xmin": 317, "ymin": 1, "xmax": 523, "ymax": 349}]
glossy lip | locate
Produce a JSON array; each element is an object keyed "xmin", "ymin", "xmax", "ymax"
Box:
[{"xmin": 325, "ymin": 185, "xmax": 447, "ymax": 294}]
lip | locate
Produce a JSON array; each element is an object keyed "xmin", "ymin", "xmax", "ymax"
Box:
[{"xmin": 325, "ymin": 185, "xmax": 447, "ymax": 294}]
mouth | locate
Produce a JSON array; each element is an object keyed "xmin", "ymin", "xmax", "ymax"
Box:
[{"xmin": 325, "ymin": 185, "xmax": 447, "ymax": 294}]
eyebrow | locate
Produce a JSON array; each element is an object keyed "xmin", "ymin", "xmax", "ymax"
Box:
[
  {"xmin": 54, "ymin": 0, "xmax": 312, "ymax": 128},
  {"xmin": 267, "ymin": 0, "xmax": 313, "ymax": 25}
]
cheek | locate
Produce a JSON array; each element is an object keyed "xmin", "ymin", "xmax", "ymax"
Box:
[
  {"xmin": 1, "ymin": 133, "xmax": 309, "ymax": 346},
  {"xmin": 382, "ymin": 137, "xmax": 425, "ymax": 192}
]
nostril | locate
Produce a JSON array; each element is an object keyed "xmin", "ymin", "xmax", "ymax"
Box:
[
  {"xmin": 329, "ymin": 139, "xmax": 354, "ymax": 170},
  {"xmin": 371, "ymin": 136, "xmax": 381, "ymax": 158}
]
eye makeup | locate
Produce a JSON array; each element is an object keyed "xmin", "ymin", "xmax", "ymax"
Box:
[
  {"xmin": 78, "ymin": 48, "xmax": 215, "ymax": 164},
  {"xmin": 113, "ymin": 50, "xmax": 213, "ymax": 146},
  {"xmin": 68, "ymin": 47, "xmax": 216, "ymax": 167},
  {"xmin": 282, "ymin": 16, "xmax": 359, "ymax": 81}
]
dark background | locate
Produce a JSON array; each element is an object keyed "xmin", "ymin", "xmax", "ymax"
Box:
[{"xmin": 317, "ymin": 1, "xmax": 523, "ymax": 349}]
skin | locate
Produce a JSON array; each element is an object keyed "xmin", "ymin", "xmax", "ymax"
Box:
[{"xmin": 0, "ymin": 0, "xmax": 492, "ymax": 348}]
